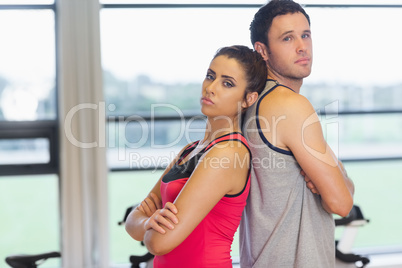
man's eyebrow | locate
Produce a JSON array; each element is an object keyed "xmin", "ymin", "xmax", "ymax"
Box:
[
  {"xmin": 280, "ymin": 29, "xmax": 311, "ymax": 37},
  {"xmin": 280, "ymin": 30, "xmax": 294, "ymax": 37}
]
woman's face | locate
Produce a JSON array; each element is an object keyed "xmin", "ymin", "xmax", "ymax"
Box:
[{"xmin": 200, "ymin": 55, "xmax": 249, "ymax": 119}]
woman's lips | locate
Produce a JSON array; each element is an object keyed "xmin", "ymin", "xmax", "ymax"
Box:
[{"xmin": 201, "ymin": 97, "xmax": 214, "ymax": 105}]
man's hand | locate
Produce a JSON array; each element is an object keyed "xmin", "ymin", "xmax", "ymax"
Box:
[{"xmin": 301, "ymin": 170, "xmax": 320, "ymax": 195}]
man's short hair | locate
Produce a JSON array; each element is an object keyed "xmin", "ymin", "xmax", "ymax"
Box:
[{"xmin": 250, "ymin": 0, "xmax": 310, "ymax": 48}]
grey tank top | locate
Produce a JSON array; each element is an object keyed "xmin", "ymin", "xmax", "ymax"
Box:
[{"xmin": 239, "ymin": 80, "xmax": 335, "ymax": 268}]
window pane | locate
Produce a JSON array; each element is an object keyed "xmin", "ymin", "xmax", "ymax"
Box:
[
  {"xmin": 341, "ymin": 160, "xmax": 402, "ymax": 249},
  {"xmin": 100, "ymin": 8, "xmax": 256, "ymax": 116},
  {"xmin": 0, "ymin": 174, "xmax": 61, "ymax": 267},
  {"xmin": 0, "ymin": 1, "xmax": 54, "ymax": 4},
  {"xmin": 100, "ymin": 0, "xmax": 402, "ymax": 4},
  {"xmin": 0, "ymin": 138, "xmax": 50, "ymax": 164},
  {"xmin": 101, "ymin": 7, "xmax": 402, "ymax": 117},
  {"xmin": 100, "ymin": 1, "xmax": 264, "ymax": 4},
  {"xmin": 319, "ymin": 113, "xmax": 402, "ymax": 160},
  {"xmin": 0, "ymin": 10, "xmax": 56, "ymax": 121},
  {"xmin": 304, "ymin": 7, "xmax": 402, "ymax": 111},
  {"xmin": 108, "ymin": 170, "xmax": 163, "ymax": 264},
  {"xmin": 107, "ymin": 118, "xmax": 205, "ymax": 169}
]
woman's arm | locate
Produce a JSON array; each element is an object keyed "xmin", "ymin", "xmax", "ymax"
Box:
[
  {"xmin": 125, "ymin": 145, "xmax": 189, "ymax": 241},
  {"xmin": 125, "ymin": 177, "xmax": 165, "ymax": 241},
  {"xmin": 143, "ymin": 141, "xmax": 250, "ymax": 256}
]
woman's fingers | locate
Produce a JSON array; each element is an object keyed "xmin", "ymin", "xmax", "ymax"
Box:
[
  {"xmin": 149, "ymin": 192, "xmax": 162, "ymax": 209},
  {"xmin": 144, "ymin": 202, "xmax": 180, "ymax": 234},
  {"xmin": 145, "ymin": 213, "xmax": 167, "ymax": 234},
  {"xmin": 140, "ymin": 200, "xmax": 153, "ymax": 216},
  {"xmin": 162, "ymin": 202, "xmax": 179, "ymax": 224},
  {"xmin": 145, "ymin": 210, "xmax": 175, "ymax": 234}
]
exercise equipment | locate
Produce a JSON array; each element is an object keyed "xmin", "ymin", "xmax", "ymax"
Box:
[{"xmin": 335, "ymin": 205, "xmax": 370, "ymax": 268}]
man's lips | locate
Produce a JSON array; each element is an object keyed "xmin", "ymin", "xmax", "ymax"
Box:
[
  {"xmin": 201, "ymin": 97, "xmax": 214, "ymax": 105},
  {"xmin": 295, "ymin": 57, "xmax": 310, "ymax": 64}
]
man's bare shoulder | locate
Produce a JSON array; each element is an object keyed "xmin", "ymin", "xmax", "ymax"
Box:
[{"xmin": 259, "ymin": 85, "xmax": 315, "ymax": 116}]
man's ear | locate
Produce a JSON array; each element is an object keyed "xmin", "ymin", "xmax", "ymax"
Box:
[
  {"xmin": 254, "ymin": 42, "xmax": 269, "ymax": 61},
  {"xmin": 242, "ymin": 92, "xmax": 258, "ymax": 109}
]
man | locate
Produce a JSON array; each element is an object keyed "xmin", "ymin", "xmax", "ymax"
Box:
[{"xmin": 240, "ymin": 1, "xmax": 355, "ymax": 267}]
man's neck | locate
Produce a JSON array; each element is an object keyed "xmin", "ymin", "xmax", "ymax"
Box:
[{"xmin": 267, "ymin": 74, "xmax": 303, "ymax": 94}]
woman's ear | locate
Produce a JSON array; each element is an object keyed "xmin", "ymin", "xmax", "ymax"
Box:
[
  {"xmin": 254, "ymin": 42, "xmax": 269, "ymax": 61},
  {"xmin": 242, "ymin": 92, "xmax": 258, "ymax": 109}
]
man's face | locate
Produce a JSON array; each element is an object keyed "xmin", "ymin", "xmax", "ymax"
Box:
[{"xmin": 266, "ymin": 12, "xmax": 312, "ymax": 82}]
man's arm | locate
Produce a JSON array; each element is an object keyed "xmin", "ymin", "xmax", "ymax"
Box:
[
  {"xmin": 303, "ymin": 160, "xmax": 354, "ymax": 197},
  {"xmin": 338, "ymin": 160, "xmax": 355, "ymax": 196},
  {"xmin": 286, "ymin": 95, "xmax": 353, "ymax": 216},
  {"xmin": 260, "ymin": 89, "xmax": 354, "ymax": 217}
]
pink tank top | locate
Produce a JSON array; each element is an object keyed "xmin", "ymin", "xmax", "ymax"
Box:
[{"xmin": 154, "ymin": 132, "xmax": 251, "ymax": 268}]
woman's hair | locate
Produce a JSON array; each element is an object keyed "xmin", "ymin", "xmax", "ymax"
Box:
[
  {"xmin": 250, "ymin": 0, "xmax": 310, "ymax": 48},
  {"xmin": 213, "ymin": 45, "xmax": 267, "ymax": 97}
]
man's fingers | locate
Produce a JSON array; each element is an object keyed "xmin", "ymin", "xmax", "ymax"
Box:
[{"xmin": 306, "ymin": 182, "xmax": 320, "ymax": 195}]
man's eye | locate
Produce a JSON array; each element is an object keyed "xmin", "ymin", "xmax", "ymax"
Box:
[
  {"xmin": 283, "ymin": 36, "xmax": 291, "ymax": 41},
  {"xmin": 302, "ymin": 33, "xmax": 310, "ymax": 39}
]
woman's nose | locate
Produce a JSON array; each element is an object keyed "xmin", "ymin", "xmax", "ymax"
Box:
[{"xmin": 205, "ymin": 80, "xmax": 217, "ymax": 94}]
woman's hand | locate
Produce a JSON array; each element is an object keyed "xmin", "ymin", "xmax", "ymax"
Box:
[
  {"xmin": 138, "ymin": 192, "xmax": 162, "ymax": 217},
  {"xmin": 144, "ymin": 202, "xmax": 179, "ymax": 234}
]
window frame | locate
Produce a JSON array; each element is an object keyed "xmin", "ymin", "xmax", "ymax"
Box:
[{"xmin": 0, "ymin": 2, "xmax": 59, "ymax": 176}]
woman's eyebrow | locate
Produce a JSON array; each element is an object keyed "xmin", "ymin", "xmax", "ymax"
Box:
[{"xmin": 222, "ymin": 75, "xmax": 237, "ymax": 82}]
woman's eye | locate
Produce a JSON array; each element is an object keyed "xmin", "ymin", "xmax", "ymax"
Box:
[
  {"xmin": 224, "ymin": 81, "xmax": 234, "ymax": 88},
  {"xmin": 206, "ymin": 74, "xmax": 214, "ymax": 80},
  {"xmin": 283, "ymin": 36, "xmax": 291, "ymax": 41}
]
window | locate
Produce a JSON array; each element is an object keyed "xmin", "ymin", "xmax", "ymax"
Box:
[
  {"xmin": 101, "ymin": 2, "xmax": 402, "ymax": 266},
  {"xmin": 2, "ymin": 1, "xmax": 401, "ymax": 267},
  {"xmin": 101, "ymin": 1, "xmax": 402, "ymax": 266},
  {"xmin": 302, "ymin": 7, "xmax": 402, "ymax": 253},
  {"xmin": 0, "ymin": 4, "xmax": 58, "ymax": 175},
  {"xmin": 0, "ymin": 2, "xmax": 60, "ymax": 265},
  {"xmin": 100, "ymin": 4, "xmax": 260, "ymax": 264}
]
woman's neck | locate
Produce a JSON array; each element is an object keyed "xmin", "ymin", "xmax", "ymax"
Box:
[{"xmin": 201, "ymin": 116, "xmax": 242, "ymax": 144}]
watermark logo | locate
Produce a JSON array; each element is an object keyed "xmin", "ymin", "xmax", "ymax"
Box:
[{"xmin": 63, "ymin": 100, "xmax": 340, "ymax": 168}]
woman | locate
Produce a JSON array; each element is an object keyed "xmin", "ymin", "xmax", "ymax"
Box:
[{"xmin": 125, "ymin": 45, "xmax": 267, "ymax": 267}]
